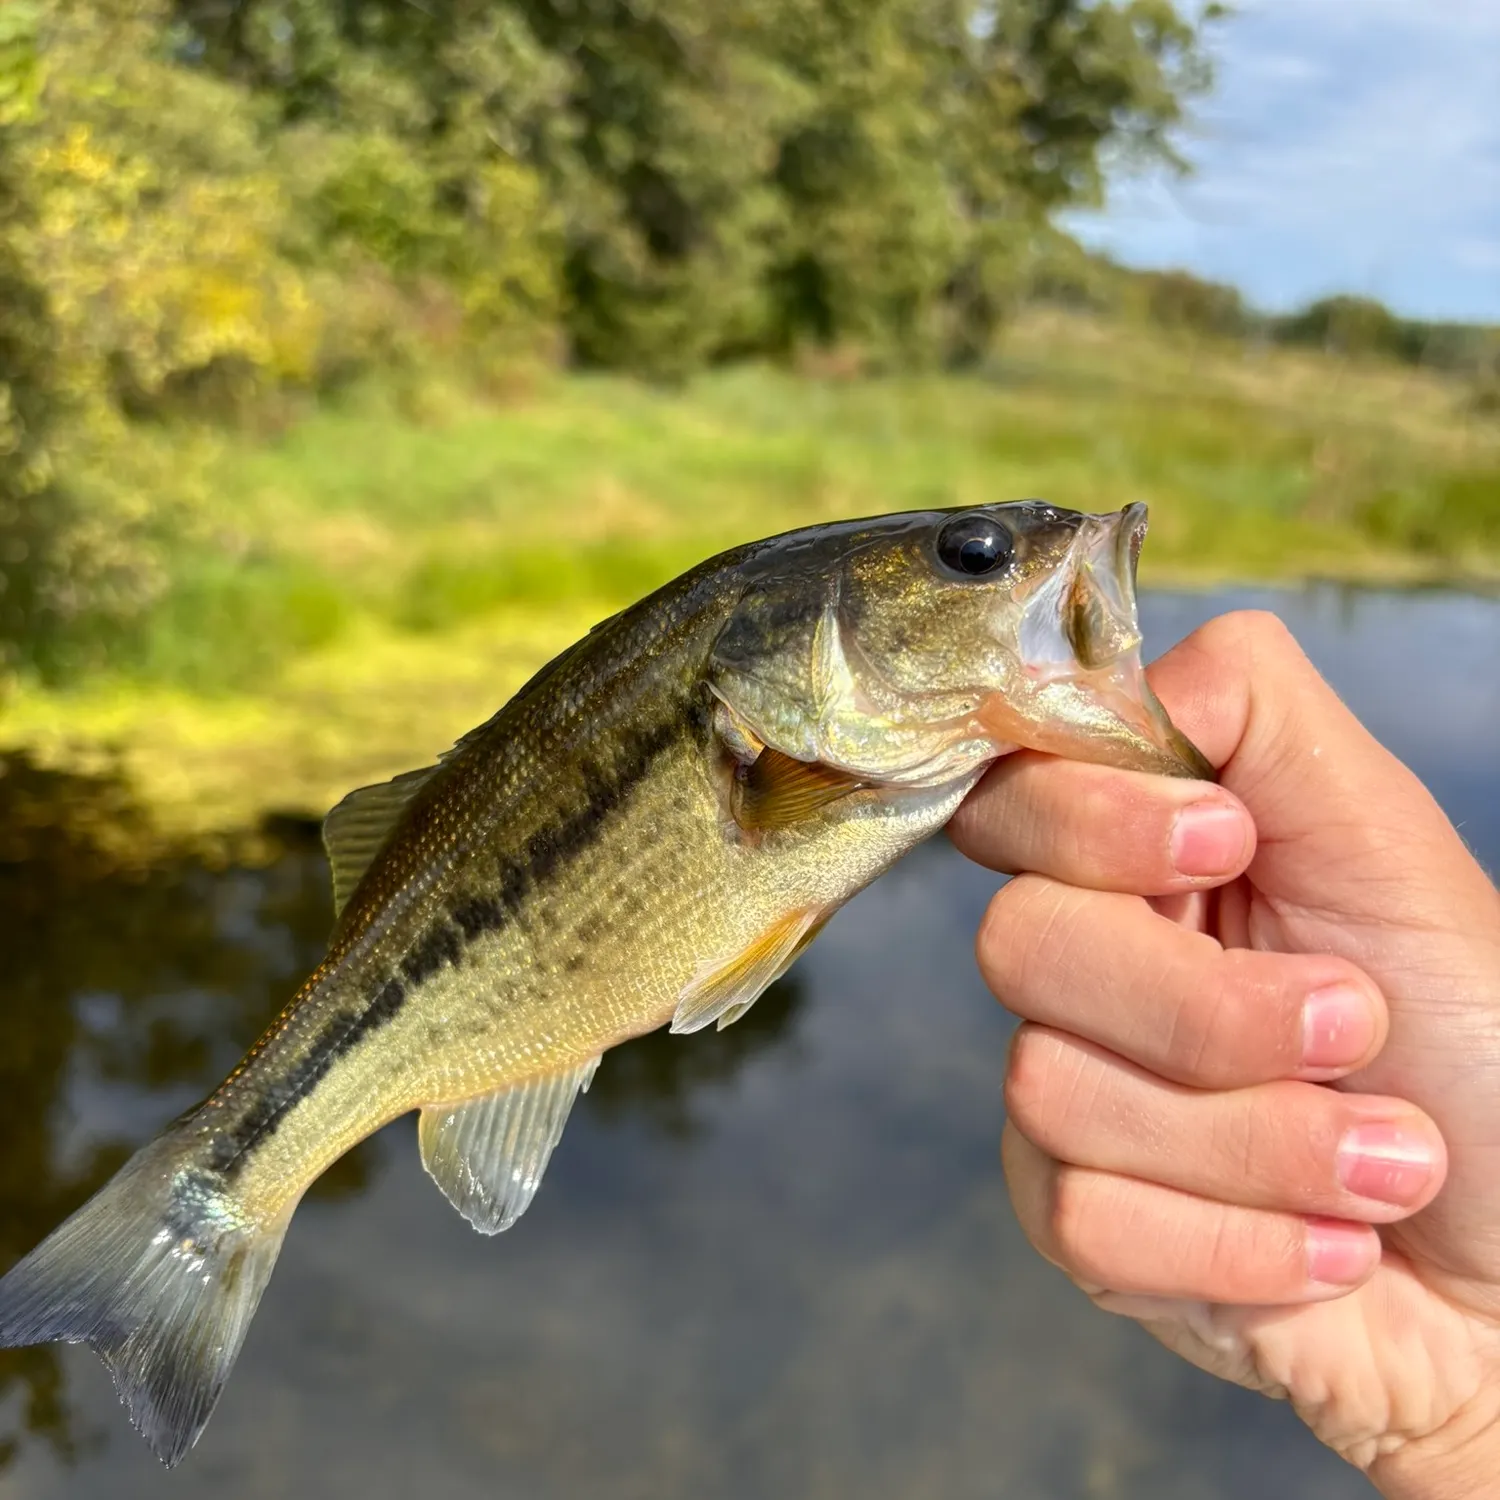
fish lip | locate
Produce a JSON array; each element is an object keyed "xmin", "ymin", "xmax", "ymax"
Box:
[
  {"xmin": 1081, "ymin": 505, "xmax": 1215, "ymax": 780},
  {"xmin": 1006, "ymin": 505, "xmax": 1215, "ymax": 782},
  {"xmin": 1121, "ymin": 501, "xmax": 1148, "ymax": 576}
]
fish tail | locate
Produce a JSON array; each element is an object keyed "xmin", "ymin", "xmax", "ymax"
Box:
[{"xmin": 0, "ymin": 1127, "xmax": 292, "ymax": 1467}]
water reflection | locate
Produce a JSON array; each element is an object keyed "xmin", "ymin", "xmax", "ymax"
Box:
[
  {"xmin": 0, "ymin": 753, "xmax": 811, "ymax": 1474},
  {"xmin": 0, "ymin": 587, "xmax": 1495, "ymax": 1498}
]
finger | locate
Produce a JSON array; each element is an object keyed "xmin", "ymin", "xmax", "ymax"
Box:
[
  {"xmin": 1004, "ymin": 1027, "xmax": 1447, "ymax": 1222},
  {"xmin": 949, "ymin": 755, "xmax": 1255, "ymax": 894},
  {"xmin": 1140, "ymin": 611, "xmax": 1495, "ymax": 931},
  {"xmin": 1002, "ymin": 1125, "xmax": 1381, "ymax": 1303},
  {"xmin": 978, "ymin": 876, "xmax": 1387, "ymax": 1086},
  {"xmin": 1140, "ymin": 611, "xmax": 1500, "ymax": 1249}
]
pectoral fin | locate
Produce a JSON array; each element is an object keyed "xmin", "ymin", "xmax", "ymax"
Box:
[
  {"xmin": 671, "ymin": 906, "xmax": 832, "ymax": 1034},
  {"xmin": 733, "ymin": 747, "xmax": 868, "ymax": 832},
  {"xmin": 418, "ymin": 1058, "xmax": 600, "ymax": 1235}
]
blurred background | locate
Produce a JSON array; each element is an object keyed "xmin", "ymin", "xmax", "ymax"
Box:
[{"xmin": 0, "ymin": 1, "xmax": 1496, "ymax": 1495}]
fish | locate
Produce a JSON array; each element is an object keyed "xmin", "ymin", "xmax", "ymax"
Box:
[{"xmin": 0, "ymin": 499, "xmax": 1209, "ymax": 1466}]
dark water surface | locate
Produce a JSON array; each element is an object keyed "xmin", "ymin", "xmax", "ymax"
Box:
[{"xmin": 1, "ymin": 588, "xmax": 1497, "ymax": 1499}]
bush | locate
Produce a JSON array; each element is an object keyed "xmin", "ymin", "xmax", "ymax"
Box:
[
  {"xmin": 1139, "ymin": 268, "xmax": 1250, "ymax": 338},
  {"xmin": 0, "ymin": 0, "xmax": 1226, "ymax": 678}
]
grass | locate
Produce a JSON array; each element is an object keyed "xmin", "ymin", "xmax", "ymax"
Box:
[{"xmin": 5, "ymin": 307, "xmax": 1498, "ymax": 846}]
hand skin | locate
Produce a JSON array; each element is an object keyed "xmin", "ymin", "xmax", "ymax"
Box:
[{"xmin": 949, "ymin": 611, "xmax": 1500, "ymax": 1498}]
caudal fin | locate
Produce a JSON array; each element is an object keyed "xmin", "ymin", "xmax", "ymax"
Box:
[{"xmin": 0, "ymin": 1134, "xmax": 290, "ymax": 1467}]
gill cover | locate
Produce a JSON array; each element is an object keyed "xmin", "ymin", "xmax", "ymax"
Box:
[
  {"xmin": 708, "ymin": 503, "xmax": 1212, "ymax": 788},
  {"xmin": 708, "ymin": 547, "xmax": 993, "ymax": 787}
]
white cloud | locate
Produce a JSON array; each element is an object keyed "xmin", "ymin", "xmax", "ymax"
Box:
[{"xmin": 1064, "ymin": 0, "xmax": 1500, "ymax": 321}]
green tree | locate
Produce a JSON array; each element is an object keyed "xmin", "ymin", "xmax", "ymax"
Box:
[
  {"xmin": 0, "ymin": 0, "xmax": 66, "ymax": 672},
  {"xmin": 0, "ymin": 0, "xmax": 1222, "ymax": 670},
  {"xmin": 169, "ymin": 0, "xmax": 1218, "ymax": 370}
]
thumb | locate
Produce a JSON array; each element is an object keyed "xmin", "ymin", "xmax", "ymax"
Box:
[{"xmin": 1147, "ymin": 611, "xmax": 1496, "ymax": 940}]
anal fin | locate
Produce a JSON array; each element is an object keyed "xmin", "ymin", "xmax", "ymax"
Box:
[
  {"xmin": 418, "ymin": 1057, "xmax": 600, "ymax": 1236},
  {"xmin": 671, "ymin": 906, "xmax": 832, "ymax": 1035}
]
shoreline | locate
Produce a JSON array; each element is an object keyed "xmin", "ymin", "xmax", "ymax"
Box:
[{"xmin": 3, "ymin": 568, "xmax": 1496, "ymax": 863}]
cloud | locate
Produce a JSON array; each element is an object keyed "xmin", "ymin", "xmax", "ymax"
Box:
[{"xmin": 1063, "ymin": 0, "xmax": 1500, "ymax": 322}]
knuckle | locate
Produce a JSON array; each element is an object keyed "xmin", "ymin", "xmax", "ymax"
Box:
[
  {"xmin": 1193, "ymin": 1200, "xmax": 1302, "ymax": 1300},
  {"xmin": 974, "ymin": 889, "xmax": 1011, "ymax": 980},
  {"xmin": 946, "ymin": 785, "xmax": 992, "ymax": 857},
  {"xmin": 1002, "ymin": 1025, "xmax": 1044, "ymax": 1125},
  {"xmin": 1158, "ymin": 971, "xmax": 1228, "ymax": 1083},
  {"xmin": 1248, "ymin": 1211, "xmax": 1306, "ymax": 1288},
  {"xmin": 1206, "ymin": 1100, "xmax": 1258, "ymax": 1188},
  {"xmin": 1003, "ymin": 1026, "xmax": 1073, "ymax": 1144},
  {"xmin": 1168, "ymin": 950, "xmax": 1298, "ymax": 1085},
  {"xmin": 977, "ymin": 875, "xmax": 1068, "ymax": 998},
  {"xmin": 1202, "ymin": 609, "xmax": 1300, "ymax": 666},
  {"xmin": 1213, "ymin": 1091, "xmax": 1318, "ymax": 1206},
  {"xmin": 1048, "ymin": 1167, "xmax": 1113, "ymax": 1282},
  {"xmin": 1068, "ymin": 773, "xmax": 1150, "ymax": 878},
  {"xmin": 1197, "ymin": 1201, "xmax": 1249, "ymax": 1287}
]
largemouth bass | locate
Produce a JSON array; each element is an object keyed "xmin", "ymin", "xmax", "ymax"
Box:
[{"xmin": 0, "ymin": 501, "xmax": 1208, "ymax": 1465}]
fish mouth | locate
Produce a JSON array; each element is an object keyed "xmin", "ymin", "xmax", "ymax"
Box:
[
  {"xmin": 1066, "ymin": 503, "xmax": 1148, "ymax": 670},
  {"xmin": 991, "ymin": 504, "xmax": 1214, "ymax": 781}
]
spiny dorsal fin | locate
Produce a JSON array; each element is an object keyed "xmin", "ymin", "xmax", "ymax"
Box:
[
  {"xmin": 670, "ymin": 905, "xmax": 831, "ymax": 1034},
  {"xmin": 321, "ymin": 765, "xmax": 437, "ymax": 919},
  {"xmin": 418, "ymin": 1058, "xmax": 601, "ymax": 1235},
  {"xmin": 733, "ymin": 747, "xmax": 867, "ymax": 832}
]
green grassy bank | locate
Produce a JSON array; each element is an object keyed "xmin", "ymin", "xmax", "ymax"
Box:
[{"xmin": 4, "ymin": 310, "xmax": 1497, "ymax": 850}]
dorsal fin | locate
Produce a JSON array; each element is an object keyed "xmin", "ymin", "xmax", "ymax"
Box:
[{"xmin": 321, "ymin": 765, "xmax": 437, "ymax": 919}]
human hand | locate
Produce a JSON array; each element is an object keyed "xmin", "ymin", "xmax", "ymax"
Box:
[{"xmin": 949, "ymin": 611, "xmax": 1500, "ymax": 1498}]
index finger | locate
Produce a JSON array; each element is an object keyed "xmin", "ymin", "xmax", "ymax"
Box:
[
  {"xmin": 948, "ymin": 753, "xmax": 1255, "ymax": 896},
  {"xmin": 950, "ymin": 609, "xmax": 1480, "ymax": 907}
]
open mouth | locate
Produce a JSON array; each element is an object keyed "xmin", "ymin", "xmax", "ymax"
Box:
[
  {"xmin": 997, "ymin": 504, "xmax": 1214, "ymax": 781},
  {"xmin": 1064, "ymin": 502, "xmax": 1148, "ymax": 669}
]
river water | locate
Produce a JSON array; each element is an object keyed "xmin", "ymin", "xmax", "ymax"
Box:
[{"xmin": 0, "ymin": 587, "xmax": 1496, "ymax": 1499}]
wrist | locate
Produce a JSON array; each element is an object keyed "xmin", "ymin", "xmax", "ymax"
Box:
[{"xmin": 1371, "ymin": 1400, "xmax": 1500, "ymax": 1500}]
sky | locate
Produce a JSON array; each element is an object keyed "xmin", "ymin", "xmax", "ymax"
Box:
[{"xmin": 1062, "ymin": 0, "xmax": 1500, "ymax": 323}]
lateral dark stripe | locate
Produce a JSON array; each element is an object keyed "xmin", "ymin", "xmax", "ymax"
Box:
[
  {"xmin": 207, "ymin": 977, "xmax": 408, "ymax": 1173},
  {"xmin": 212, "ymin": 709, "xmax": 690, "ymax": 1176}
]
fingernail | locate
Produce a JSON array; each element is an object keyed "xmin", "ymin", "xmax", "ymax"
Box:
[
  {"xmin": 1301, "ymin": 985, "xmax": 1377, "ymax": 1071},
  {"xmin": 1169, "ymin": 802, "xmax": 1248, "ymax": 878},
  {"xmin": 1306, "ymin": 1218, "xmax": 1380, "ymax": 1287},
  {"xmin": 1336, "ymin": 1124, "xmax": 1437, "ymax": 1206}
]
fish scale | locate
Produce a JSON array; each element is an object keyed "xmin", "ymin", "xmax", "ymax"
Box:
[{"xmin": 0, "ymin": 500, "xmax": 1210, "ymax": 1467}]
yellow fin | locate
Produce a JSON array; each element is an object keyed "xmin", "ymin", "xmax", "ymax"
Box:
[
  {"xmin": 418, "ymin": 1057, "xmax": 600, "ymax": 1236},
  {"xmin": 321, "ymin": 765, "xmax": 436, "ymax": 919},
  {"xmin": 733, "ymin": 747, "xmax": 867, "ymax": 832},
  {"xmin": 712, "ymin": 910, "xmax": 833, "ymax": 1031},
  {"xmin": 671, "ymin": 906, "xmax": 832, "ymax": 1034}
]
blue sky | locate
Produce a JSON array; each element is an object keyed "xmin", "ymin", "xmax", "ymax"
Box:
[{"xmin": 1062, "ymin": 0, "xmax": 1500, "ymax": 323}]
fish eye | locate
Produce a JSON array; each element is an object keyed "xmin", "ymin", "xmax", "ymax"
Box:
[{"xmin": 935, "ymin": 514, "xmax": 1014, "ymax": 578}]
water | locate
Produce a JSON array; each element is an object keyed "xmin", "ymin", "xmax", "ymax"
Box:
[{"xmin": 1, "ymin": 587, "xmax": 1496, "ymax": 1499}]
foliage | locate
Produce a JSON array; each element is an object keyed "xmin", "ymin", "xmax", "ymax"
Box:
[
  {"xmin": 8, "ymin": 0, "xmax": 1493, "ymax": 690},
  {"xmin": 0, "ymin": 0, "xmax": 1225, "ymax": 675},
  {"xmin": 40, "ymin": 310, "xmax": 1500, "ymax": 695},
  {"xmin": 1073, "ymin": 267, "xmax": 1500, "ymax": 385},
  {"xmin": 3, "ymin": 309, "xmax": 1496, "ymax": 844},
  {"xmin": 1134, "ymin": 268, "xmax": 1250, "ymax": 338}
]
